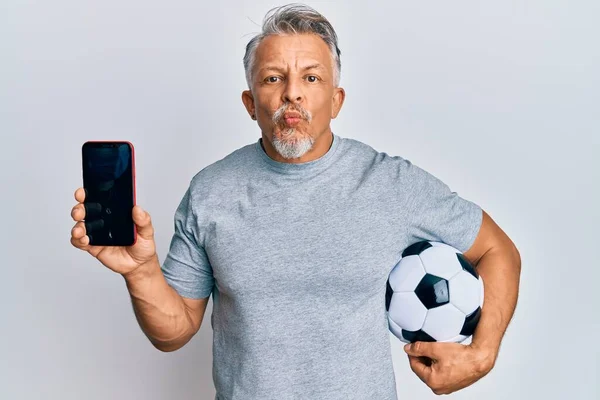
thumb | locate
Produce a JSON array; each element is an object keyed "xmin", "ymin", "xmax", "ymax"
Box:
[
  {"xmin": 132, "ymin": 205, "xmax": 154, "ymax": 240},
  {"xmin": 404, "ymin": 341, "xmax": 435, "ymax": 358}
]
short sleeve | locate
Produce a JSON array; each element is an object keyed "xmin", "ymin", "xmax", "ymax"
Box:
[
  {"xmin": 404, "ymin": 160, "xmax": 483, "ymax": 253},
  {"xmin": 161, "ymin": 186, "xmax": 214, "ymax": 299}
]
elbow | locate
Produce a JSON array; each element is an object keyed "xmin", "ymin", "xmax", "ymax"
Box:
[
  {"xmin": 154, "ymin": 343, "xmax": 183, "ymax": 353},
  {"xmin": 147, "ymin": 330, "xmax": 194, "ymax": 353},
  {"xmin": 151, "ymin": 338, "xmax": 188, "ymax": 353},
  {"xmin": 508, "ymin": 243, "xmax": 522, "ymax": 290},
  {"xmin": 512, "ymin": 243, "xmax": 522, "ymax": 272},
  {"xmin": 498, "ymin": 237, "xmax": 521, "ymax": 272}
]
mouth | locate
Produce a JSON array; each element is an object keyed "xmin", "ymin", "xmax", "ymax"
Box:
[{"xmin": 283, "ymin": 116, "xmax": 303, "ymax": 126}]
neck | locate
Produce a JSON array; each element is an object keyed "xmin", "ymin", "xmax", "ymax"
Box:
[{"xmin": 261, "ymin": 130, "xmax": 334, "ymax": 164}]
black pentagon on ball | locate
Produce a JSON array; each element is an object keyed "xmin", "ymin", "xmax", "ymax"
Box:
[
  {"xmin": 401, "ymin": 240, "xmax": 432, "ymax": 257},
  {"xmin": 415, "ymin": 274, "xmax": 450, "ymax": 309},
  {"xmin": 401, "ymin": 329, "xmax": 436, "ymax": 343},
  {"xmin": 385, "ymin": 280, "xmax": 393, "ymax": 311},
  {"xmin": 460, "ymin": 306, "xmax": 482, "ymax": 336},
  {"xmin": 456, "ymin": 253, "xmax": 479, "ymax": 279}
]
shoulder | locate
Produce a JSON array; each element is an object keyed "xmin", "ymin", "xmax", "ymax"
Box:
[
  {"xmin": 187, "ymin": 142, "xmax": 256, "ymax": 203},
  {"xmin": 341, "ymin": 136, "xmax": 417, "ymax": 177}
]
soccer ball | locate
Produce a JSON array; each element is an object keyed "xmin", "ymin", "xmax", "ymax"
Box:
[{"xmin": 385, "ymin": 240, "xmax": 484, "ymax": 343}]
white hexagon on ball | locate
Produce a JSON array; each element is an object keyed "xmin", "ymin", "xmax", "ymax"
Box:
[
  {"xmin": 419, "ymin": 246, "xmax": 463, "ymax": 280},
  {"xmin": 388, "ymin": 292, "xmax": 427, "ymax": 331},
  {"xmin": 388, "ymin": 255, "xmax": 426, "ymax": 292},
  {"xmin": 421, "ymin": 303, "xmax": 466, "ymax": 342},
  {"xmin": 448, "ymin": 270, "xmax": 482, "ymax": 315}
]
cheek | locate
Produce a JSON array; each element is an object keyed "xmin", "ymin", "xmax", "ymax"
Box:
[
  {"xmin": 253, "ymin": 94, "xmax": 275, "ymax": 113},
  {"xmin": 311, "ymin": 99, "xmax": 333, "ymax": 121}
]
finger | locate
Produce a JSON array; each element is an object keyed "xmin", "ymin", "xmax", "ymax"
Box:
[
  {"xmin": 71, "ymin": 221, "xmax": 87, "ymax": 239},
  {"xmin": 72, "ymin": 201, "xmax": 103, "ymax": 222},
  {"xmin": 71, "ymin": 222, "xmax": 95, "ymax": 246},
  {"xmin": 71, "ymin": 203, "xmax": 86, "ymax": 222},
  {"xmin": 405, "ymin": 341, "xmax": 438, "ymax": 359},
  {"xmin": 84, "ymin": 202, "xmax": 103, "ymax": 218},
  {"xmin": 132, "ymin": 206, "xmax": 154, "ymax": 240},
  {"xmin": 408, "ymin": 355, "xmax": 433, "ymax": 383},
  {"xmin": 85, "ymin": 218, "xmax": 104, "ymax": 233},
  {"xmin": 70, "ymin": 232, "xmax": 102, "ymax": 256},
  {"xmin": 70, "ymin": 230, "xmax": 90, "ymax": 249},
  {"xmin": 74, "ymin": 187, "xmax": 86, "ymax": 203}
]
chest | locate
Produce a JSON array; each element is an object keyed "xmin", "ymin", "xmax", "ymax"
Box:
[{"xmin": 203, "ymin": 192, "xmax": 408, "ymax": 303}]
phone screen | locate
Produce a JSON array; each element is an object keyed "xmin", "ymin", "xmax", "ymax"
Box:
[{"xmin": 81, "ymin": 141, "xmax": 136, "ymax": 246}]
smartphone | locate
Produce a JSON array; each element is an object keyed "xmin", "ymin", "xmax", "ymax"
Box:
[{"xmin": 81, "ymin": 141, "xmax": 137, "ymax": 246}]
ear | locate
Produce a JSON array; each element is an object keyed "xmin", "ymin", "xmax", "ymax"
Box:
[
  {"xmin": 242, "ymin": 90, "xmax": 256, "ymax": 119},
  {"xmin": 331, "ymin": 87, "xmax": 345, "ymax": 119}
]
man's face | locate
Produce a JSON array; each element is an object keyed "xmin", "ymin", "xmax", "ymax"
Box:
[{"xmin": 242, "ymin": 33, "xmax": 345, "ymax": 161}]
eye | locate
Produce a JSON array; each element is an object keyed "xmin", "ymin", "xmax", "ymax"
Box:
[
  {"xmin": 265, "ymin": 76, "xmax": 281, "ymax": 83},
  {"xmin": 306, "ymin": 75, "xmax": 319, "ymax": 83}
]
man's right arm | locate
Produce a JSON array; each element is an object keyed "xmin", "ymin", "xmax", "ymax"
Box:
[{"xmin": 122, "ymin": 254, "xmax": 210, "ymax": 352}]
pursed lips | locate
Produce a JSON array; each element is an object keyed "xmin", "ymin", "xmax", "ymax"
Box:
[{"xmin": 283, "ymin": 112, "xmax": 303, "ymax": 126}]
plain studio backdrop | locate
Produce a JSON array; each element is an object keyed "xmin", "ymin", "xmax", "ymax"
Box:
[{"xmin": 1, "ymin": 1, "xmax": 598, "ymax": 399}]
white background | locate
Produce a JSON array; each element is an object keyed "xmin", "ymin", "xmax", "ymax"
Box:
[{"xmin": 1, "ymin": 1, "xmax": 598, "ymax": 399}]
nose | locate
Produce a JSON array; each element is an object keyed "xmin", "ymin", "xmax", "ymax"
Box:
[{"xmin": 282, "ymin": 78, "xmax": 303, "ymax": 104}]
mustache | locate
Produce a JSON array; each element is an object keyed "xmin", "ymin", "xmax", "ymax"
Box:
[{"xmin": 272, "ymin": 103, "xmax": 312, "ymax": 123}]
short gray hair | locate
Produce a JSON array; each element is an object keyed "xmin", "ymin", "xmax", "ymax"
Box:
[{"xmin": 243, "ymin": 3, "xmax": 342, "ymax": 90}]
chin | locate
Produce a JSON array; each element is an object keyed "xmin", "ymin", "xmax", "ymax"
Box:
[
  {"xmin": 271, "ymin": 130, "xmax": 315, "ymax": 159},
  {"xmin": 274, "ymin": 127, "xmax": 310, "ymax": 140}
]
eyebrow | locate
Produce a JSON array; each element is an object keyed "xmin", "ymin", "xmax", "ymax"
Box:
[{"xmin": 259, "ymin": 63, "xmax": 325, "ymax": 74}]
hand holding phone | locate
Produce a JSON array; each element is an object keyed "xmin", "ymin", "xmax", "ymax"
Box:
[{"xmin": 70, "ymin": 141, "xmax": 158, "ymax": 277}]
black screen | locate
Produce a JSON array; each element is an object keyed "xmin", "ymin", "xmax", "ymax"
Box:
[{"xmin": 81, "ymin": 142, "xmax": 135, "ymax": 246}]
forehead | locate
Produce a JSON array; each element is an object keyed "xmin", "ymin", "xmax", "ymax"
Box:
[{"xmin": 254, "ymin": 33, "xmax": 333, "ymax": 71}]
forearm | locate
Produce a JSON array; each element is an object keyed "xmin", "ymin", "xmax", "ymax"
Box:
[
  {"xmin": 470, "ymin": 243, "xmax": 521, "ymax": 365},
  {"xmin": 122, "ymin": 254, "xmax": 194, "ymax": 351}
]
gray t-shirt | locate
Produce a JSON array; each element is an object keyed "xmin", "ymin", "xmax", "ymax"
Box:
[{"xmin": 161, "ymin": 133, "xmax": 482, "ymax": 400}]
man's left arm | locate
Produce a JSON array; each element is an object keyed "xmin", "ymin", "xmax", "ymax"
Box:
[{"xmin": 404, "ymin": 209, "xmax": 522, "ymax": 395}]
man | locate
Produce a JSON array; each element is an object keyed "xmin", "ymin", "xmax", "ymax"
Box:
[{"xmin": 70, "ymin": 4, "xmax": 521, "ymax": 399}]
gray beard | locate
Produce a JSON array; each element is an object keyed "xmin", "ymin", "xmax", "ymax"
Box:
[{"xmin": 270, "ymin": 129, "xmax": 315, "ymax": 159}]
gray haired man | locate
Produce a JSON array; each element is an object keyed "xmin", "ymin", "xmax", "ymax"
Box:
[{"xmin": 71, "ymin": 4, "xmax": 521, "ymax": 399}]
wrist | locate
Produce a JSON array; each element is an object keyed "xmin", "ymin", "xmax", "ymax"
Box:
[
  {"xmin": 122, "ymin": 254, "xmax": 160, "ymax": 284},
  {"xmin": 469, "ymin": 341, "xmax": 499, "ymax": 372}
]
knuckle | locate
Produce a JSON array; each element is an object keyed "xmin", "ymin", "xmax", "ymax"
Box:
[
  {"xmin": 72, "ymin": 222, "xmax": 85, "ymax": 236},
  {"xmin": 71, "ymin": 204, "xmax": 84, "ymax": 220},
  {"xmin": 70, "ymin": 236, "xmax": 83, "ymax": 248}
]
